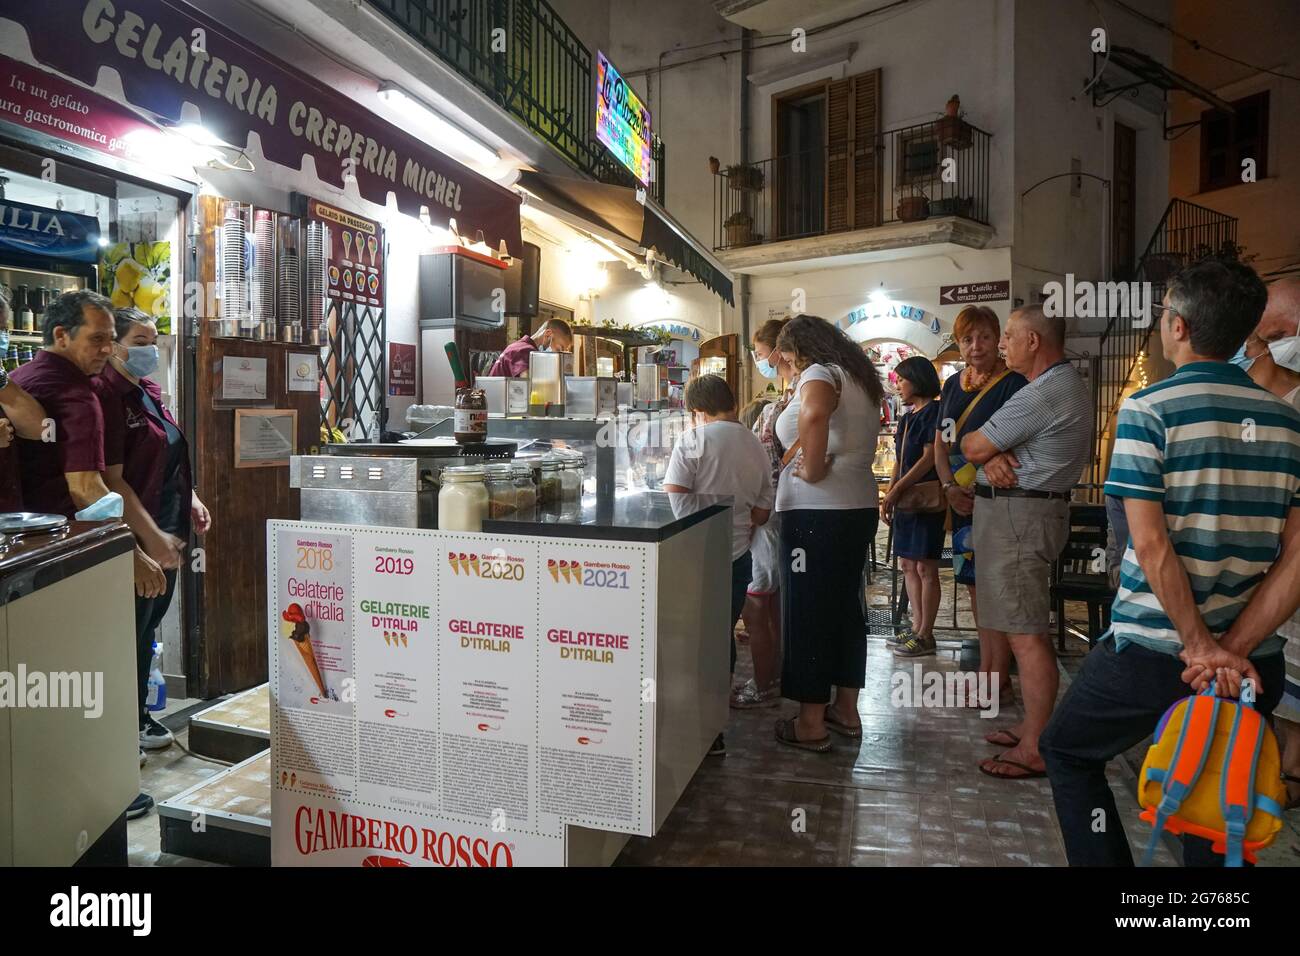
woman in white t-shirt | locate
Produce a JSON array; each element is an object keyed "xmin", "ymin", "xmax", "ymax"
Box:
[{"xmin": 770, "ymin": 315, "xmax": 883, "ymax": 753}]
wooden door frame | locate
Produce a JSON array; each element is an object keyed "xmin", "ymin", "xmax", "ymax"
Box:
[{"xmin": 771, "ymin": 79, "xmax": 831, "ymax": 241}]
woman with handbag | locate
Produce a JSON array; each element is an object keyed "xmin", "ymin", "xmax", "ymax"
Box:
[
  {"xmin": 882, "ymin": 356, "xmax": 946, "ymax": 657},
  {"xmin": 770, "ymin": 315, "xmax": 884, "ymax": 752},
  {"xmin": 932, "ymin": 306, "xmax": 1026, "ymax": 708}
]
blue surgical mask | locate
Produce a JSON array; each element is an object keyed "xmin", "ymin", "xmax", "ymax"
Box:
[
  {"xmin": 755, "ymin": 356, "xmax": 777, "ymax": 379},
  {"xmin": 123, "ymin": 344, "xmax": 160, "ymax": 378},
  {"xmin": 0, "ymin": 330, "xmax": 9, "ymax": 354},
  {"xmin": 1229, "ymin": 341, "xmax": 1256, "ymax": 371}
]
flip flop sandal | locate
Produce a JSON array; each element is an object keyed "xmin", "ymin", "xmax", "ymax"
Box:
[
  {"xmin": 978, "ymin": 755, "xmax": 1046, "ymax": 780},
  {"xmin": 823, "ymin": 706, "xmax": 862, "ymax": 738},
  {"xmin": 774, "ymin": 717, "xmax": 831, "ymax": 753},
  {"xmin": 985, "ymin": 730, "xmax": 1021, "ymax": 748}
]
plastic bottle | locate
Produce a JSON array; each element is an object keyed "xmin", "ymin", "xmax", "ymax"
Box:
[{"xmin": 146, "ymin": 642, "xmax": 168, "ymax": 712}]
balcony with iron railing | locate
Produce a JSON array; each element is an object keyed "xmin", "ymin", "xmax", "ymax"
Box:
[
  {"xmin": 364, "ymin": 0, "xmax": 665, "ymax": 204},
  {"xmin": 712, "ymin": 118, "xmax": 992, "ymax": 256}
]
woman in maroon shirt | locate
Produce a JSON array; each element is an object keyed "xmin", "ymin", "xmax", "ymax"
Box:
[{"xmin": 96, "ymin": 307, "xmax": 211, "ymax": 753}]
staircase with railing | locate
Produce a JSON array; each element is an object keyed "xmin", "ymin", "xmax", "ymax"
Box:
[{"xmin": 1085, "ymin": 198, "xmax": 1240, "ymax": 493}]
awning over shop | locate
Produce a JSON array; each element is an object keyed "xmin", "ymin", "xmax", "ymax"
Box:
[
  {"xmin": 3, "ymin": 0, "xmax": 523, "ymax": 255},
  {"xmin": 517, "ymin": 171, "xmax": 734, "ymax": 306}
]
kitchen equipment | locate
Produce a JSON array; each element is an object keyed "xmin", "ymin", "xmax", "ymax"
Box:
[
  {"xmin": 528, "ymin": 350, "xmax": 565, "ymax": 417},
  {"xmin": 507, "ymin": 379, "xmax": 529, "ymax": 416},
  {"xmin": 276, "ymin": 214, "xmax": 303, "ymax": 343},
  {"xmin": 216, "ymin": 200, "xmax": 251, "ymax": 338},
  {"xmin": 291, "ymin": 439, "xmax": 516, "ymax": 529},
  {"xmin": 565, "ymin": 376, "xmax": 598, "ymax": 419},
  {"xmin": 438, "ymin": 465, "xmax": 489, "ymax": 532},
  {"xmin": 0, "ymin": 512, "xmax": 69, "ymax": 535},
  {"xmin": 305, "ymin": 219, "xmax": 327, "ymax": 345},
  {"xmin": 250, "ymin": 208, "xmax": 275, "ymax": 340},
  {"xmin": 636, "ymin": 363, "xmax": 664, "ymax": 409},
  {"xmin": 475, "ymin": 376, "xmax": 508, "ymax": 416},
  {"xmin": 617, "ymin": 382, "xmax": 635, "ymax": 407}
]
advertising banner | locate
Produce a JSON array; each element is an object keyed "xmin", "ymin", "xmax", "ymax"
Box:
[
  {"xmin": 596, "ymin": 51, "xmax": 652, "ymax": 186},
  {"xmin": 307, "ymin": 198, "xmax": 384, "ymax": 309},
  {"xmin": 0, "ymin": 197, "xmax": 101, "ymax": 264},
  {"xmin": 268, "ymin": 521, "xmax": 657, "ymax": 868}
]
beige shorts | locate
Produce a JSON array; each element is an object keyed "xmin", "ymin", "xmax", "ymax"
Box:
[{"xmin": 972, "ymin": 494, "xmax": 1071, "ymax": 635}]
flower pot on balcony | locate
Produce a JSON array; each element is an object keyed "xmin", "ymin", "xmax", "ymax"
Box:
[
  {"xmin": 1142, "ymin": 251, "xmax": 1185, "ymax": 283},
  {"xmin": 724, "ymin": 212, "xmax": 756, "ymax": 247},
  {"xmin": 937, "ymin": 94, "xmax": 972, "ymax": 150},
  {"xmin": 725, "ymin": 164, "xmax": 764, "ymax": 192},
  {"xmin": 928, "ymin": 195, "xmax": 974, "ymax": 218},
  {"xmin": 897, "ymin": 195, "xmax": 930, "ymax": 222}
]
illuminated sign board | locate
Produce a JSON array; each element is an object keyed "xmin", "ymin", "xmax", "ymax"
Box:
[{"xmin": 596, "ymin": 50, "xmax": 653, "ymax": 186}]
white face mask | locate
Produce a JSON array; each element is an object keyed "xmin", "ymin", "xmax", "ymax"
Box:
[{"xmin": 1269, "ymin": 333, "xmax": 1300, "ymax": 373}]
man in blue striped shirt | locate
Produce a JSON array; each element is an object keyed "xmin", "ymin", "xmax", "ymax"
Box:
[{"xmin": 1041, "ymin": 259, "xmax": 1300, "ymax": 866}]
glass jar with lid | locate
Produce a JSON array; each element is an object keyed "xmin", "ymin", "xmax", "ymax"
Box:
[
  {"xmin": 438, "ymin": 465, "xmax": 488, "ymax": 531},
  {"xmin": 559, "ymin": 456, "xmax": 584, "ymax": 507},
  {"xmin": 512, "ymin": 462, "xmax": 538, "ymax": 519},
  {"xmin": 485, "ymin": 462, "xmax": 517, "ymax": 518},
  {"xmin": 538, "ymin": 456, "xmax": 564, "ymax": 514}
]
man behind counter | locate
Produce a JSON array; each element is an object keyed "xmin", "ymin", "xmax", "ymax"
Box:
[
  {"xmin": 487, "ymin": 318, "xmax": 573, "ymax": 378},
  {"xmin": 11, "ymin": 290, "xmax": 182, "ymax": 600}
]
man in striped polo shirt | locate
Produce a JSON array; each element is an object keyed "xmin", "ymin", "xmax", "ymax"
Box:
[
  {"xmin": 1041, "ymin": 259, "xmax": 1300, "ymax": 866},
  {"xmin": 960, "ymin": 305, "xmax": 1092, "ymax": 780}
]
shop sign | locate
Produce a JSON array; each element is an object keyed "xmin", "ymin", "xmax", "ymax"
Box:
[
  {"xmin": 640, "ymin": 321, "xmax": 701, "ymax": 342},
  {"xmin": 4, "ymin": 0, "xmax": 522, "ymax": 254},
  {"xmin": 0, "ymin": 53, "xmax": 167, "ymax": 169},
  {"xmin": 388, "ymin": 342, "xmax": 416, "ymax": 396},
  {"xmin": 0, "ymin": 197, "xmax": 101, "ymax": 264},
  {"xmin": 307, "ymin": 198, "xmax": 384, "ymax": 308},
  {"xmin": 595, "ymin": 51, "xmax": 652, "ymax": 186},
  {"xmin": 939, "ymin": 281, "xmax": 1010, "ymax": 304},
  {"xmin": 847, "ymin": 302, "xmax": 941, "ymax": 335}
]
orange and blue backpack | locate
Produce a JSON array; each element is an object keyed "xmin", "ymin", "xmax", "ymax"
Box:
[{"xmin": 1138, "ymin": 683, "xmax": 1287, "ymax": 866}]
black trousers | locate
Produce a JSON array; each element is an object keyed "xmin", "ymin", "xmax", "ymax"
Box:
[
  {"xmin": 1040, "ymin": 637, "xmax": 1284, "ymax": 867},
  {"xmin": 779, "ymin": 507, "xmax": 878, "ymax": 702},
  {"xmin": 729, "ymin": 551, "xmax": 752, "ymax": 675},
  {"xmin": 136, "ymin": 569, "xmax": 179, "ymax": 724}
]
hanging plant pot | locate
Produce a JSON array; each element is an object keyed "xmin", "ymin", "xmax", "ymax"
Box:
[
  {"xmin": 937, "ymin": 116, "xmax": 972, "ymax": 149},
  {"xmin": 897, "ymin": 196, "xmax": 930, "ymax": 222},
  {"xmin": 725, "ymin": 164, "xmax": 764, "ymax": 192}
]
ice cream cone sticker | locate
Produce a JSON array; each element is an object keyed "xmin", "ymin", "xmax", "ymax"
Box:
[
  {"xmin": 383, "ymin": 631, "xmax": 391, "ymax": 646},
  {"xmin": 290, "ymin": 772, "xmax": 297, "ymax": 787},
  {"xmin": 571, "ymin": 556, "xmax": 582, "ymax": 584},
  {"xmin": 448, "ymin": 551, "xmax": 459, "ymax": 575},
  {"xmin": 469, "ymin": 553, "xmax": 480, "ymax": 576},
  {"xmin": 342, "ymin": 230, "xmax": 353, "ymax": 260},
  {"xmin": 458, "ymin": 552, "xmax": 470, "ymax": 575},
  {"xmin": 547, "ymin": 558, "xmax": 558, "ymax": 582},
  {"xmin": 282, "ymin": 603, "xmax": 328, "ymax": 699},
  {"xmin": 558, "ymin": 559, "xmax": 570, "ymax": 583},
  {"xmin": 367, "ymin": 234, "xmax": 378, "ymax": 266},
  {"xmin": 399, "ymin": 633, "xmax": 408, "ymax": 647}
]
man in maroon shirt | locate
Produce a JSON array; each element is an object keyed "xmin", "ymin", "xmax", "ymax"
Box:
[
  {"xmin": 0, "ymin": 286, "xmax": 50, "ymax": 509},
  {"xmin": 486, "ymin": 318, "xmax": 573, "ymax": 377}
]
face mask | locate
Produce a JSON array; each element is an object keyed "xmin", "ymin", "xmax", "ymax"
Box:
[
  {"xmin": 123, "ymin": 344, "xmax": 160, "ymax": 378},
  {"xmin": 1229, "ymin": 341, "xmax": 1256, "ymax": 371},
  {"xmin": 1269, "ymin": 336, "xmax": 1300, "ymax": 374},
  {"xmin": 754, "ymin": 355, "xmax": 777, "ymax": 379}
]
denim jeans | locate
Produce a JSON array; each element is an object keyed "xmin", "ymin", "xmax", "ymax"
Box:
[{"xmin": 1040, "ymin": 637, "xmax": 1283, "ymax": 866}]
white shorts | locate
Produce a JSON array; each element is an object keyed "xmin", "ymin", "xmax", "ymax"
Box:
[{"xmin": 747, "ymin": 514, "xmax": 781, "ymax": 595}]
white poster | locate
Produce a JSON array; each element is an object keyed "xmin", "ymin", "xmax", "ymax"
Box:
[
  {"xmin": 269, "ymin": 521, "xmax": 657, "ymax": 867},
  {"xmin": 222, "ymin": 355, "xmax": 268, "ymax": 400}
]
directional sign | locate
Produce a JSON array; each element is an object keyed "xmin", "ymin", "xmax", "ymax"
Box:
[{"xmin": 939, "ymin": 281, "xmax": 1010, "ymax": 305}]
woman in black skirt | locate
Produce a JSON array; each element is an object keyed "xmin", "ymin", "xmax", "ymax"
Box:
[
  {"xmin": 770, "ymin": 316, "xmax": 884, "ymax": 752},
  {"xmin": 881, "ymin": 356, "xmax": 944, "ymax": 658}
]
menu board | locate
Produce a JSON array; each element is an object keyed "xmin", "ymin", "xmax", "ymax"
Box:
[
  {"xmin": 268, "ymin": 521, "xmax": 658, "ymax": 868},
  {"xmin": 307, "ymin": 198, "xmax": 384, "ymax": 307}
]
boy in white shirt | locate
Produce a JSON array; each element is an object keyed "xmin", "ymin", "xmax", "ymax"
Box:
[{"xmin": 664, "ymin": 374, "xmax": 775, "ymax": 756}]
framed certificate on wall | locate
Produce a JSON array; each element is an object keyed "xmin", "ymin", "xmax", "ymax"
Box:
[{"xmin": 234, "ymin": 408, "xmax": 298, "ymax": 468}]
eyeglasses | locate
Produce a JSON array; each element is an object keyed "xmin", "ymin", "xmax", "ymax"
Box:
[{"xmin": 1149, "ymin": 304, "xmax": 1181, "ymax": 320}]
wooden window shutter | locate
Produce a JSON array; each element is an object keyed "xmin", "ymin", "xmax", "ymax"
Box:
[{"xmin": 825, "ymin": 69, "xmax": 881, "ymax": 233}]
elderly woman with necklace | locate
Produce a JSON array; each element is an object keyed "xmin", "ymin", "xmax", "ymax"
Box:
[{"xmin": 932, "ymin": 307, "xmax": 1026, "ymax": 714}]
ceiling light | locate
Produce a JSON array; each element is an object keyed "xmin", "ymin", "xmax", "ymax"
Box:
[{"xmin": 377, "ymin": 83, "xmax": 499, "ymax": 168}]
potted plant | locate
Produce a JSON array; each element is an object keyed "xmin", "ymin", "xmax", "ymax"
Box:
[
  {"xmin": 725, "ymin": 163, "xmax": 764, "ymax": 192},
  {"xmin": 1141, "ymin": 251, "xmax": 1185, "ymax": 282},
  {"xmin": 897, "ymin": 189, "xmax": 930, "ymax": 223},
  {"xmin": 937, "ymin": 94, "xmax": 972, "ymax": 150},
  {"xmin": 724, "ymin": 211, "xmax": 756, "ymax": 247}
]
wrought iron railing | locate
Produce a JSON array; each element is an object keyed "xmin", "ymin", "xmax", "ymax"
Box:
[
  {"xmin": 364, "ymin": 0, "xmax": 664, "ymax": 203},
  {"xmin": 711, "ymin": 119, "xmax": 991, "ymax": 251},
  {"xmin": 1086, "ymin": 198, "xmax": 1239, "ymax": 490}
]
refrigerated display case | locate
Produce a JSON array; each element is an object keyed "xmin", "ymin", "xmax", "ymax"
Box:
[{"xmin": 692, "ymin": 333, "xmax": 740, "ymax": 399}]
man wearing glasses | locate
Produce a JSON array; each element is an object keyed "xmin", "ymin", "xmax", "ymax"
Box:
[{"xmin": 1040, "ymin": 260, "xmax": 1300, "ymax": 866}]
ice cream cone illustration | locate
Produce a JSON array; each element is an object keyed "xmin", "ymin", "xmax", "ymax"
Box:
[
  {"xmin": 383, "ymin": 631, "xmax": 391, "ymax": 646},
  {"xmin": 290, "ymin": 772, "xmax": 297, "ymax": 787},
  {"xmin": 547, "ymin": 558, "xmax": 558, "ymax": 582},
  {"xmin": 448, "ymin": 551, "xmax": 459, "ymax": 575},
  {"xmin": 458, "ymin": 552, "xmax": 470, "ymax": 575},
  {"xmin": 558, "ymin": 559, "xmax": 570, "ymax": 583},
  {"xmin": 282, "ymin": 603, "xmax": 328, "ymax": 699},
  {"xmin": 469, "ymin": 553, "xmax": 480, "ymax": 576},
  {"xmin": 281, "ymin": 771, "xmax": 288, "ymax": 785},
  {"xmin": 367, "ymin": 235, "xmax": 378, "ymax": 266},
  {"xmin": 342, "ymin": 230, "xmax": 352, "ymax": 260},
  {"xmin": 571, "ymin": 557, "xmax": 582, "ymax": 584},
  {"xmin": 399, "ymin": 633, "xmax": 408, "ymax": 647}
]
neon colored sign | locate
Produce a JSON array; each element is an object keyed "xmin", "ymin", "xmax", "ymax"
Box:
[{"xmin": 596, "ymin": 51, "xmax": 652, "ymax": 186}]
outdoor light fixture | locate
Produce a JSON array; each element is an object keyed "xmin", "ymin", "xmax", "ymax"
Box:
[
  {"xmin": 170, "ymin": 123, "xmax": 255, "ymax": 172},
  {"xmin": 377, "ymin": 82, "xmax": 500, "ymax": 168}
]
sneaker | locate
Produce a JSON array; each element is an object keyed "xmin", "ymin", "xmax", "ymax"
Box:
[
  {"xmin": 139, "ymin": 748, "xmax": 146, "ymax": 768},
  {"xmin": 140, "ymin": 715, "xmax": 174, "ymax": 750},
  {"xmin": 893, "ymin": 634, "xmax": 937, "ymax": 657},
  {"xmin": 730, "ymin": 679, "xmax": 781, "ymax": 709},
  {"xmin": 885, "ymin": 628, "xmax": 914, "ymax": 646},
  {"xmin": 708, "ymin": 733, "xmax": 726, "ymax": 756},
  {"xmin": 127, "ymin": 792, "xmax": 155, "ymax": 820}
]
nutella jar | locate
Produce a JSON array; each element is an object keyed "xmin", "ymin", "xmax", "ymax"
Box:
[{"xmin": 454, "ymin": 387, "xmax": 488, "ymax": 444}]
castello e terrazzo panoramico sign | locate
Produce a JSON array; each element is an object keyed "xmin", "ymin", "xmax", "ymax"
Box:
[{"xmin": 1, "ymin": 0, "xmax": 523, "ymax": 255}]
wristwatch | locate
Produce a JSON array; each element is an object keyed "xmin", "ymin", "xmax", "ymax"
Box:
[{"xmin": 942, "ymin": 480, "xmax": 956, "ymax": 491}]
